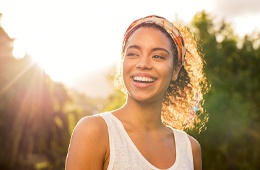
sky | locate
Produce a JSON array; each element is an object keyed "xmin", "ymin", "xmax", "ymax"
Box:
[{"xmin": 0, "ymin": 0, "xmax": 260, "ymax": 96}]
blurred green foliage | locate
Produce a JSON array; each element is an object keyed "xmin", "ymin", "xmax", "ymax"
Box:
[
  {"xmin": 187, "ymin": 11, "xmax": 260, "ymax": 169},
  {"xmin": 0, "ymin": 10, "xmax": 259, "ymax": 170}
]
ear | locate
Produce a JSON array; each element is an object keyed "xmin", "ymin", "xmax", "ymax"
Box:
[{"xmin": 171, "ymin": 63, "xmax": 182, "ymax": 81}]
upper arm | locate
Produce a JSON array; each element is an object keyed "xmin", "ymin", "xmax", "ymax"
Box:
[
  {"xmin": 188, "ymin": 135, "xmax": 202, "ymax": 170},
  {"xmin": 65, "ymin": 116, "xmax": 108, "ymax": 170}
]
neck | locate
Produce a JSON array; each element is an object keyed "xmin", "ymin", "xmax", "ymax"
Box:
[{"xmin": 116, "ymin": 95, "xmax": 164, "ymax": 130}]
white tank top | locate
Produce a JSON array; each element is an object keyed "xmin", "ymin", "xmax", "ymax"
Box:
[{"xmin": 99, "ymin": 112, "xmax": 194, "ymax": 170}]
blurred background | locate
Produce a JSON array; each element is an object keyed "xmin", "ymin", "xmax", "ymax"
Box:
[{"xmin": 0, "ymin": 0, "xmax": 259, "ymax": 169}]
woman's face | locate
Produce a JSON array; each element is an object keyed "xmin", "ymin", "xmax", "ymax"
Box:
[{"xmin": 122, "ymin": 27, "xmax": 178, "ymax": 103}]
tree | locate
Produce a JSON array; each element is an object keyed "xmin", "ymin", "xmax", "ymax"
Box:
[{"xmin": 189, "ymin": 11, "xmax": 260, "ymax": 169}]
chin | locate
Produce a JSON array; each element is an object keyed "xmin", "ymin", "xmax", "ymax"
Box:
[{"xmin": 128, "ymin": 93, "xmax": 163, "ymax": 104}]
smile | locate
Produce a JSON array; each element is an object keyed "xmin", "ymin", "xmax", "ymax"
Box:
[{"xmin": 133, "ymin": 76, "xmax": 156, "ymax": 83}]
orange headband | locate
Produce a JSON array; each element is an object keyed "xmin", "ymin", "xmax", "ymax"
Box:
[{"xmin": 123, "ymin": 15, "xmax": 186, "ymax": 65}]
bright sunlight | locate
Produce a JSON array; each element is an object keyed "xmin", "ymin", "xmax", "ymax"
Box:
[{"xmin": 1, "ymin": 0, "xmax": 259, "ymax": 84}]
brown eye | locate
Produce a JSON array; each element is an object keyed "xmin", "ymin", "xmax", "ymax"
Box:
[
  {"xmin": 127, "ymin": 53, "xmax": 136, "ymax": 56},
  {"xmin": 125, "ymin": 52, "xmax": 139, "ymax": 58},
  {"xmin": 152, "ymin": 55, "xmax": 165, "ymax": 60}
]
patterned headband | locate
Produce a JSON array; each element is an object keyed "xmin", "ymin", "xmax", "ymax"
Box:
[{"xmin": 123, "ymin": 15, "xmax": 186, "ymax": 66}]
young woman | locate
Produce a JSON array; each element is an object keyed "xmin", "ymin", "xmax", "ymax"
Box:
[{"xmin": 65, "ymin": 15, "xmax": 208, "ymax": 170}]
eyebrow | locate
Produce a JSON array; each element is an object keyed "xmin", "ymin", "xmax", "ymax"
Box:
[{"xmin": 126, "ymin": 45, "xmax": 170, "ymax": 55}]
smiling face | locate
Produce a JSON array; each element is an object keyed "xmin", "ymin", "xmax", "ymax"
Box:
[{"xmin": 122, "ymin": 26, "xmax": 179, "ymax": 103}]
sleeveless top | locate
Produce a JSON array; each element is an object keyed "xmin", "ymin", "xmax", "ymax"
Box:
[{"xmin": 98, "ymin": 112, "xmax": 194, "ymax": 170}]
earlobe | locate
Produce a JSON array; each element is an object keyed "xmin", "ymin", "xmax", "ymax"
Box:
[{"xmin": 171, "ymin": 64, "xmax": 182, "ymax": 81}]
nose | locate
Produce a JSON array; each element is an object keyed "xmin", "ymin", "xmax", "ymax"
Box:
[{"xmin": 136, "ymin": 56, "xmax": 152, "ymax": 70}]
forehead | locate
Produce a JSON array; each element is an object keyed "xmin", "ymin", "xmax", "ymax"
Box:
[{"xmin": 125, "ymin": 27, "xmax": 172, "ymax": 48}]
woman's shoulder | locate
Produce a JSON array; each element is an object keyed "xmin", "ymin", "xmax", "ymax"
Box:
[
  {"xmin": 72, "ymin": 114, "xmax": 108, "ymax": 138},
  {"xmin": 187, "ymin": 135, "xmax": 201, "ymax": 153},
  {"xmin": 68, "ymin": 114, "xmax": 109, "ymax": 151},
  {"xmin": 174, "ymin": 129, "xmax": 202, "ymax": 169},
  {"xmin": 66, "ymin": 114, "xmax": 109, "ymax": 169},
  {"xmin": 170, "ymin": 128, "xmax": 201, "ymax": 153},
  {"xmin": 187, "ymin": 134, "xmax": 202, "ymax": 170},
  {"xmin": 171, "ymin": 129, "xmax": 200, "ymax": 146}
]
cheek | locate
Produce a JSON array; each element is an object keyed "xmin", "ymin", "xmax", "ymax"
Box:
[
  {"xmin": 122, "ymin": 59, "xmax": 128, "ymax": 76},
  {"xmin": 122, "ymin": 59, "xmax": 131, "ymax": 82},
  {"xmin": 161, "ymin": 65, "xmax": 174, "ymax": 86},
  {"xmin": 157, "ymin": 62, "xmax": 174, "ymax": 76},
  {"xmin": 122, "ymin": 58, "xmax": 135, "ymax": 74}
]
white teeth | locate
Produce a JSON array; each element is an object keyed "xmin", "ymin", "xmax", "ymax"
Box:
[{"xmin": 133, "ymin": 76, "xmax": 155, "ymax": 82}]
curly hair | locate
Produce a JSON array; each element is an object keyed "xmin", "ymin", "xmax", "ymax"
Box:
[{"xmin": 113, "ymin": 22, "xmax": 209, "ymax": 132}]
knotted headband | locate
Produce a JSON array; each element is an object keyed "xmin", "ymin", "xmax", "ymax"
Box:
[{"xmin": 123, "ymin": 15, "xmax": 186, "ymax": 66}]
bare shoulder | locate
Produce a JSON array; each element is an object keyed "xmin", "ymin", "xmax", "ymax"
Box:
[
  {"xmin": 72, "ymin": 115, "xmax": 108, "ymax": 138},
  {"xmin": 69, "ymin": 115, "xmax": 108, "ymax": 146},
  {"xmin": 188, "ymin": 135, "xmax": 201, "ymax": 152},
  {"xmin": 188, "ymin": 135, "xmax": 202, "ymax": 170},
  {"xmin": 65, "ymin": 115, "xmax": 109, "ymax": 170}
]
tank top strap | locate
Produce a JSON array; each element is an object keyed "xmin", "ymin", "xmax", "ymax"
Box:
[
  {"xmin": 169, "ymin": 127, "xmax": 194, "ymax": 170},
  {"xmin": 97, "ymin": 112, "xmax": 116, "ymax": 170}
]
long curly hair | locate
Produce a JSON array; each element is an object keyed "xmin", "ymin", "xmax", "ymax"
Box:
[{"xmin": 113, "ymin": 22, "xmax": 209, "ymax": 132}]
